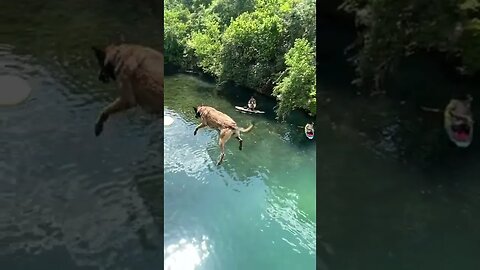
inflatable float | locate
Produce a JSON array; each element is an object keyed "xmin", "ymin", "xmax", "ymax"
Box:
[
  {"xmin": 305, "ymin": 123, "xmax": 314, "ymax": 140},
  {"xmin": 444, "ymin": 102, "xmax": 473, "ymax": 148}
]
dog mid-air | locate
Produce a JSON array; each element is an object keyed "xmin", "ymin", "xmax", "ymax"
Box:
[
  {"xmin": 91, "ymin": 44, "xmax": 163, "ymax": 136},
  {"xmin": 193, "ymin": 105, "xmax": 254, "ymax": 165}
]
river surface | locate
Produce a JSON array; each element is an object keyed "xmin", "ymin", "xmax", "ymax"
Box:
[
  {"xmin": 3, "ymin": 0, "xmax": 479, "ymax": 269},
  {"xmin": 317, "ymin": 20, "xmax": 480, "ymax": 270},
  {"xmin": 163, "ymin": 74, "xmax": 316, "ymax": 270},
  {"xmin": 1, "ymin": 1, "xmax": 163, "ymax": 269}
]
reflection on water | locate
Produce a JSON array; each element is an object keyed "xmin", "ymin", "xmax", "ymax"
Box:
[
  {"xmin": 164, "ymin": 236, "xmax": 211, "ymax": 270},
  {"xmin": 1, "ymin": 1, "xmax": 163, "ymax": 269},
  {"xmin": 164, "ymin": 74, "xmax": 316, "ymax": 270}
]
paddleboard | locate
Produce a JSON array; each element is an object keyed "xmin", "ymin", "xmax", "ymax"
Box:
[
  {"xmin": 235, "ymin": 106, "xmax": 265, "ymax": 114},
  {"xmin": 164, "ymin": 115, "xmax": 174, "ymax": 126},
  {"xmin": 305, "ymin": 125, "xmax": 314, "ymax": 140}
]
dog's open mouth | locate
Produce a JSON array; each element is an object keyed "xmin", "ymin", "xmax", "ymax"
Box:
[{"xmin": 450, "ymin": 123, "xmax": 471, "ymax": 142}]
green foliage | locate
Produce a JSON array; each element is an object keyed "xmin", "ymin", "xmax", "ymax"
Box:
[
  {"xmin": 273, "ymin": 38, "xmax": 316, "ymax": 118},
  {"xmin": 164, "ymin": 5, "xmax": 191, "ymax": 66},
  {"xmin": 164, "ymin": 0, "xmax": 316, "ymax": 117},
  {"xmin": 220, "ymin": 10, "xmax": 286, "ymax": 89},
  {"xmin": 187, "ymin": 12, "xmax": 223, "ymax": 75},
  {"xmin": 459, "ymin": 13, "xmax": 480, "ymax": 73},
  {"xmin": 284, "ymin": 0, "xmax": 316, "ymax": 46},
  {"xmin": 340, "ymin": 0, "xmax": 480, "ymax": 91},
  {"xmin": 210, "ymin": 0, "xmax": 255, "ymax": 26}
]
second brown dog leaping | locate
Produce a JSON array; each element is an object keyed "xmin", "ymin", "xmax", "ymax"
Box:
[
  {"xmin": 193, "ymin": 105, "xmax": 254, "ymax": 165},
  {"xmin": 91, "ymin": 44, "xmax": 163, "ymax": 136}
]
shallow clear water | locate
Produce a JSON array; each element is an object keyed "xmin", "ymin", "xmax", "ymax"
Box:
[
  {"xmin": 163, "ymin": 74, "xmax": 316, "ymax": 270},
  {"xmin": 1, "ymin": 1, "xmax": 163, "ymax": 269}
]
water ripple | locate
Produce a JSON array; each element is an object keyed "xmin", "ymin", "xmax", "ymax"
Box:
[
  {"xmin": 0, "ymin": 45, "xmax": 161, "ymax": 269},
  {"xmin": 266, "ymin": 188, "xmax": 317, "ymax": 254},
  {"xmin": 164, "ymin": 79, "xmax": 316, "ymax": 270}
]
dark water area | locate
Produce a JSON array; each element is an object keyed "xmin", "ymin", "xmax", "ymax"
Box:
[
  {"xmin": 317, "ymin": 15, "xmax": 480, "ymax": 270},
  {"xmin": 1, "ymin": 1, "xmax": 163, "ymax": 269}
]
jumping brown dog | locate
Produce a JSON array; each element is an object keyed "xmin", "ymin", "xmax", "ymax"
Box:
[
  {"xmin": 193, "ymin": 105, "xmax": 254, "ymax": 165},
  {"xmin": 91, "ymin": 44, "xmax": 163, "ymax": 136}
]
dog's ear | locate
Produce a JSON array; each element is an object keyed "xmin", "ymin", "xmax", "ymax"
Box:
[
  {"xmin": 193, "ymin": 107, "xmax": 201, "ymax": 118},
  {"xmin": 91, "ymin": 46, "xmax": 106, "ymax": 68},
  {"xmin": 92, "ymin": 46, "xmax": 117, "ymax": 83}
]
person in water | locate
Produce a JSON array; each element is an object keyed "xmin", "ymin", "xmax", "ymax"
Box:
[
  {"xmin": 446, "ymin": 94, "xmax": 473, "ymax": 124},
  {"xmin": 305, "ymin": 122, "xmax": 314, "ymax": 137},
  {"xmin": 247, "ymin": 96, "xmax": 256, "ymax": 110},
  {"xmin": 444, "ymin": 93, "xmax": 473, "ymax": 146}
]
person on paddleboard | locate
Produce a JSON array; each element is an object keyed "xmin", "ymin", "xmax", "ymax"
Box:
[{"xmin": 247, "ymin": 96, "xmax": 257, "ymax": 110}]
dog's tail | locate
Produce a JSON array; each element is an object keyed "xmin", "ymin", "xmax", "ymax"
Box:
[{"xmin": 238, "ymin": 123, "xmax": 254, "ymax": 133}]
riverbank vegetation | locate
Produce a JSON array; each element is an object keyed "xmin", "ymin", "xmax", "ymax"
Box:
[
  {"xmin": 339, "ymin": 0, "xmax": 480, "ymax": 93},
  {"xmin": 164, "ymin": 0, "xmax": 316, "ymax": 119}
]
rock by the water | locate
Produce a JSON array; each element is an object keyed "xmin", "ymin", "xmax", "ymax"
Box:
[{"xmin": 0, "ymin": 75, "xmax": 31, "ymax": 106}]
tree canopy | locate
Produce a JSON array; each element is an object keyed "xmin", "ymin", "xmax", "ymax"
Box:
[
  {"xmin": 340, "ymin": 0, "xmax": 480, "ymax": 92},
  {"xmin": 165, "ymin": 0, "xmax": 317, "ymax": 118}
]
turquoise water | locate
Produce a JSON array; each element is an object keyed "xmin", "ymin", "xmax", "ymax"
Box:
[{"xmin": 164, "ymin": 74, "xmax": 316, "ymax": 269}]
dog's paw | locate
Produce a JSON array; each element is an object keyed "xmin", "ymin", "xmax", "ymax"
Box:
[
  {"xmin": 94, "ymin": 123, "xmax": 103, "ymax": 136},
  {"xmin": 194, "ymin": 129, "xmax": 197, "ymax": 136}
]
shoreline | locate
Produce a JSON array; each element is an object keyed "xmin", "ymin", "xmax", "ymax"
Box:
[{"xmin": 165, "ymin": 64, "xmax": 317, "ymax": 121}]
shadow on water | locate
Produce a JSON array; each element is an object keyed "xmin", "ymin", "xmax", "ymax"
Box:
[{"xmin": 1, "ymin": 1, "xmax": 165, "ymax": 269}]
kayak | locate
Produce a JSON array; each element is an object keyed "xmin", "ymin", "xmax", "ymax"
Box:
[
  {"xmin": 235, "ymin": 106, "xmax": 265, "ymax": 114},
  {"xmin": 305, "ymin": 125, "xmax": 314, "ymax": 140}
]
